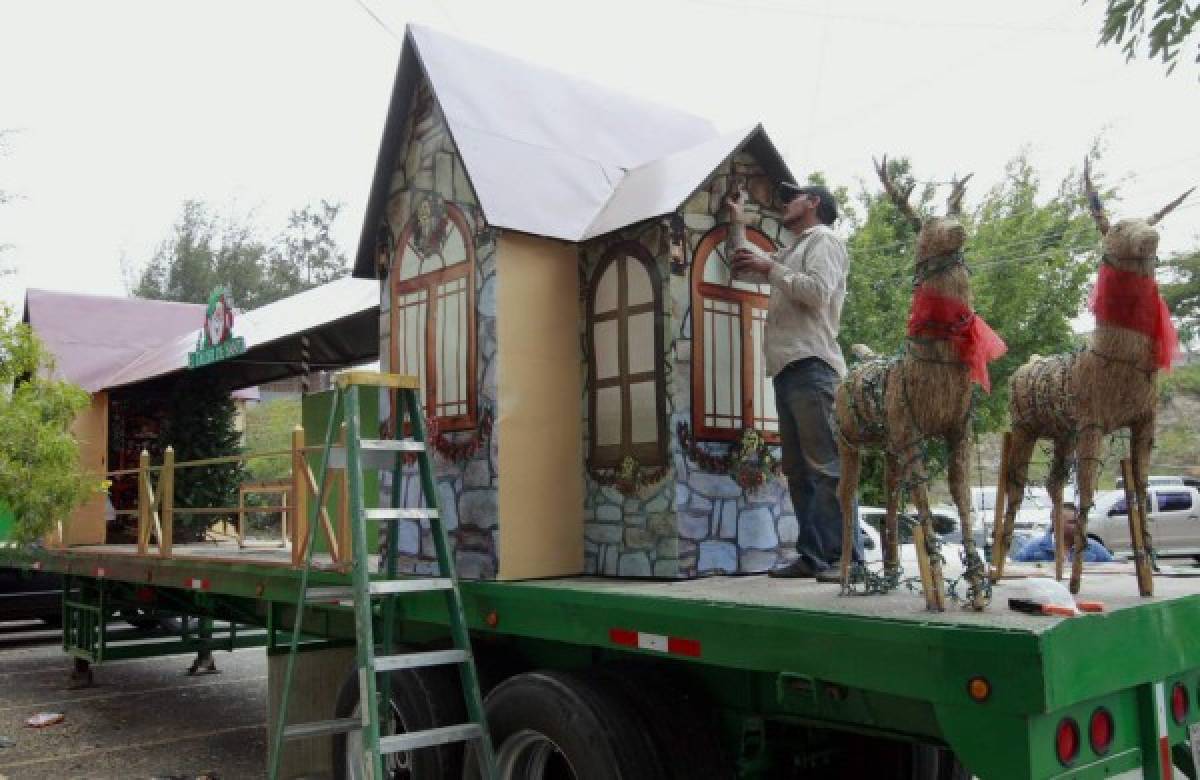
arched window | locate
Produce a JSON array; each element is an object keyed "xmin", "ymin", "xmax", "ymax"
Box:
[
  {"xmin": 691, "ymin": 225, "xmax": 780, "ymax": 442},
  {"xmin": 389, "ymin": 197, "xmax": 477, "ymax": 431},
  {"xmin": 587, "ymin": 243, "xmax": 666, "ymax": 468}
]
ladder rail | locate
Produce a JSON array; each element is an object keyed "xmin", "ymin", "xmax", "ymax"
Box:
[{"xmin": 268, "ymin": 391, "xmax": 344, "ymax": 780}]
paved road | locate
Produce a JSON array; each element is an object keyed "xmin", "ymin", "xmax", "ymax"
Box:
[{"xmin": 0, "ymin": 621, "xmax": 268, "ymax": 780}]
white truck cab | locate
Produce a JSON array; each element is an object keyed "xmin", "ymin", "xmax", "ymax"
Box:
[{"xmin": 1089, "ymin": 486, "xmax": 1200, "ymax": 559}]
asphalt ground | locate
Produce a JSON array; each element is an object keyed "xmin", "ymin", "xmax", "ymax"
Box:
[{"xmin": 0, "ymin": 621, "xmax": 268, "ymax": 780}]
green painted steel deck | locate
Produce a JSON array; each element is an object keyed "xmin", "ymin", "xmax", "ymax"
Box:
[{"xmin": 6, "ymin": 542, "xmax": 1200, "ymax": 779}]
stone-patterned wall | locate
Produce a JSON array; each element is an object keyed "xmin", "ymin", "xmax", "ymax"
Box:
[
  {"xmin": 581, "ymin": 151, "xmax": 804, "ymax": 577},
  {"xmin": 377, "ymin": 78, "xmax": 500, "ymax": 579}
]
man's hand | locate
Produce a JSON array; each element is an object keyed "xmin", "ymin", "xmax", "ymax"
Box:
[
  {"xmin": 731, "ymin": 247, "xmax": 773, "ymax": 277},
  {"xmin": 725, "ymin": 193, "xmax": 744, "ymax": 223}
]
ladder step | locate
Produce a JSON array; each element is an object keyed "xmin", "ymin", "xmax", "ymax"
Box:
[
  {"xmin": 305, "ymin": 579, "xmax": 453, "ymax": 604},
  {"xmin": 374, "ymin": 649, "xmax": 468, "ymax": 672},
  {"xmin": 326, "ymin": 442, "xmax": 426, "ymax": 470},
  {"xmin": 379, "ymin": 723, "xmax": 483, "ymax": 755},
  {"xmin": 283, "ymin": 718, "xmax": 361, "ymax": 740},
  {"xmin": 365, "ymin": 508, "xmax": 439, "ymax": 521}
]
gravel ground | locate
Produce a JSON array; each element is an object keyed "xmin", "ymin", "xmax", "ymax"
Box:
[{"xmin": 0, "ymin": 621, "xmax": 268, "ymax": 780}]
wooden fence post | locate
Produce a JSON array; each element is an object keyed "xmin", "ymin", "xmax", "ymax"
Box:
[
  {"xmin": 160, "ymin": 447, "xmax": 174, "ymax": 558},
  {"xmin": 291, "ymin": 426, "xmax": 307, "ymax": 566},
  {"xmin": 1120, "ymin": 458, "xmax": 1155, "ymax": 597},
  {"xmin": 137, "ymin": 450, "xmax": 151, "ymax": 556},
  {"xmin": 989, "ymin": 432, "xmax": 1013, "ymax": 579}
]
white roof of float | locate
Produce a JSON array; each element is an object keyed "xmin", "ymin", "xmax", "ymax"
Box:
[
  {"xmin": 102, "ymin": 277, "xmax": 379, "ymax": 390},
  {"xmin": 354, "ymin": 26, "xmax": 794, "ymax": 275}
]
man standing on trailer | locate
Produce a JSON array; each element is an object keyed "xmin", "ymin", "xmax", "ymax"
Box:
[{"xmin": 730, "ymin": 183, "xmax": 862, "ymax": 580}]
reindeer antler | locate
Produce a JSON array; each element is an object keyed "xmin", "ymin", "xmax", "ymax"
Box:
[
  {"xmin": 1082, "ymin": 157, "xmax": 1110, "ymax": 236},
  {"xmin": 946, "ymin": 173, "xmax": 973, "ymax": 217},
  {"xmin": 1148, "ymin": 186, "xmax": 1196, "ymax": 226},
  {"xmin": 874, "ymin": 154, "xmax": 921, "ymax": 230}
]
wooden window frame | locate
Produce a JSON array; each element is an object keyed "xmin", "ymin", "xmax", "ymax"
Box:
[
  {"xmin": 690, "ymin": 224, "xmax": 780, "ymax": 443},
  {"xmin": 587, "ymin": 241, "xmax": 667, "ymax": 469},
  {"xmin": 389, "ymin": 201, "xmax": 478, "ymax": 432}
]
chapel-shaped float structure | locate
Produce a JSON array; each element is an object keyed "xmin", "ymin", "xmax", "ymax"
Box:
[{"xmin": 358, "ymin": 25, "xmax": 811, "ymax": 580}]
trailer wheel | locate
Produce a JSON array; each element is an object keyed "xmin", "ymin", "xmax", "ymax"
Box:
[
  {"xmin": 463, "ymin": 670, "xmax": 663, "ymax": 780},
  {"xmin": 331, "ymin": 658, "xmax": 465, "ymax": 780}
]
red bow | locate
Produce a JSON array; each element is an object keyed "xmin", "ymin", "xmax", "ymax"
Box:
[
  {"xmin": 907, "ymin": 287, "xmax": 1008, "ymax": 392},
  {"xmin": 1088, "ymin": 263, "xmax": 1179, "ymax": 372}
]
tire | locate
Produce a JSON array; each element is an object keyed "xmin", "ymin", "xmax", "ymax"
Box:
[
  {"xmin": 463, "ymin": 669, "xmax": 664, "ymax": 780},
  {"xmin": 331, "ymin": 657, "xmax": 465, "ymax": 780},
  {"xmin": 590, "ymin": 663, "xmax": 728, "ymax": 780}
]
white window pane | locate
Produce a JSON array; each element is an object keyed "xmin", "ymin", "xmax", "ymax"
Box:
[
  {"xmin": 703, "ymin": 246, "xmax": 732, "ymax": 286},
  {"xmin": 629, "ymin": 381, "xmax": 657, "ymax": 443},
  {"xmin": 594, "ymin": 263, "xmax": 618, "ymax": 314},
  {"xmin": 626, "ymin": 257, "xmax": 653, "ymax": 306},
  {"xmin": 421, "ymin": 250, "xmax": 444, "ymax": 274},
  {"xmin": 627, "ymin": 312, "xmax": 654, "ymax": 375},
  {"xmin": 442, "ymin": 225, "xmax": 467, "ymax": 267},
  {"xmin": 438, "ymin": 282, "xmax": 464, "ymax": 406},
  {"xmin": 399, "ymin": 244, "xmax": 421, "ymax": 281},
  {"xmin": 596, "ymin": 386, "xmax": 622, "ymax": 447},
  {"xmin": 594, "ymin": 320, "xmax": 619, "ymax": 380},
  {"xmin": 730, "ymin": 309, "xmax": 741, "ymax": 418},
  {"xmin": 711, "ymin": 306, "xmax": 732, "ymax": 418},
  {"xmin": 733, "ymin": 278, "xmax": 771, "ymax": 295},
  {"xmin": 753, "ymin": 316, "xmax": 763, "ymax": 426}
]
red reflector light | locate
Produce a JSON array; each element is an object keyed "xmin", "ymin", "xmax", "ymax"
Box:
[
  {"xmin": 1172, "ymin": 683, "xmax": 1190, "ymax": 724},
  {"xmin": 1056, "ymin": 718, "xmax": 1080, "ymax": 766},
  {"xmin": 1089, "ymin": 708, "xmax": 1114, "ymax": 755}
]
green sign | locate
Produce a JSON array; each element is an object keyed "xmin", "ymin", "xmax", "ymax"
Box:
[{"xmin": 188, "ymin": 287, "xmax": 246, "ymax": 368}]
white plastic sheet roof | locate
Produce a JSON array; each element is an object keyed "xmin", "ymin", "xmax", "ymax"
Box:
[
  {"xmin": 354, "ymin": 26, "xmax": 794, "ymax": 276},
  {"xmin": 101, "ymin": 277, "xmax": 380, "ymax": 391}
]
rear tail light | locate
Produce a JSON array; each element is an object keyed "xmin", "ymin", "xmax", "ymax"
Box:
[
  {"xmin": 1056, "ymin": 717, "xmax": 1080, "ymax": 766},
  {"xmin": 1172, "ymin": 683, "xmax": 1190, "ymax": 724},
  {"xmin": 1089, "ymin": 708, "xmax": 1114, "ymax": 755}
]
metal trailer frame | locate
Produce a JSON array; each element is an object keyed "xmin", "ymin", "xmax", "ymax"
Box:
[{"xmin": 5, "ymin": 545, "xmax": 1200, "ymax": 780}]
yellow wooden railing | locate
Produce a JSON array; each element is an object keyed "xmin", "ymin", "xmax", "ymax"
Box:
[{"xmin": 105, "ymin": 425, "xmax": 353, "ymax": 568}]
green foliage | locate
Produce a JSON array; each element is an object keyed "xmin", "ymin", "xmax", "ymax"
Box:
[
  {"xmin": 834, "ymin": 153, "xmax": 1098, "ymax": 503},
  {"xmin": 243, "ymin": 398, "xmax": 301, "ymax": 481},
  {"xmin": 133, "ymin": 199, "xmax": 348, "ymax": 308},
  {"xmin": 0, "ymin": 306, "xmax": 102, "ymax": 543},
  {"xmin": 156, "ymin": 376, "xmax": 244, "ymax": 542},
  {"xmin": 1090, "ymin": 0, "xmax": 1200, "ymax": 75},
  {"xmin": 1162, "ymin": 248, "xmax": 1200, "ymax": 344},
  {"xmin": 1160, "ymin": 361, "xmax": 1200, "ymax": 400}
]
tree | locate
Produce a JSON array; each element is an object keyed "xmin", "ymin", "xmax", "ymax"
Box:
[
  {"xmin": 1090, "ymin": 0, "xmax": 1200, "ymax": 75},
  {"xmin": 132, "ymin": 199, "xmax": 348, "ymax": 309},
  {"xmin": 0, "ymin": 305, "xmax": 102, "ymax": 543},
  {"xmin": 155, "ymin": 376, "xmax": 244, "ymax": 543},
  {"xmin": 835, "ymin": 153, "xmax": 1098, "ymax": 503},
  {"xmin": 1162, "ymin": 248, "xmax": 1200, "ymax": 348}
]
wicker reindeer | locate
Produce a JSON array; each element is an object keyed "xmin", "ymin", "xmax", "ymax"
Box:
[
  {"xmin": 1000, "ymin": 160, "xmax": 1192, "ymax": 595},
  {"xmin": 835, "ymin": 157, "xmax": 1006, "ymax": 611}
]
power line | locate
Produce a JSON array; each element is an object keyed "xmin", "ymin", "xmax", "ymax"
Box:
[{"xmin": 352, "ymin": 0, "xmax": 402, "ymax": 43}]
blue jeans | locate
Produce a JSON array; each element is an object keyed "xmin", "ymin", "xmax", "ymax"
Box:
[{"xmin": 773, "ymin": 358, "xmax": 863, "ymax": 570}]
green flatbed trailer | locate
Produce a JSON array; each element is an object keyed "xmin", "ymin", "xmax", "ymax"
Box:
[{"xmin": 4, "ymin": 544, "xmax": 1200, "ymax": 780}]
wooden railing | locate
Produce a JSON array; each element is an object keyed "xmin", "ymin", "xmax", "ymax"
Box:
[{"xmin": 106, "ymin": 425, "xmax": 353, "ymax": 567}]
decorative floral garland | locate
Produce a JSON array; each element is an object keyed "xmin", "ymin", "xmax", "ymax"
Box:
[
  {"xmin": 401, "ymin": 407, "xmax": 494, "ymax": 466},
  {"xmin": 677, "ymin": 421, "xmax": 781, "ymax": 491},
  {"xmin": 591, "ymin": 455, "xmax": 669, "ymax": 497}
]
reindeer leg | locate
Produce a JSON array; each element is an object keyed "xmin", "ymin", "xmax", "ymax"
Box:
[
  {"xmin": 883, "ymin": 452, "xmax": 902, "ymax": 577},
  {"xmin": 948, "ymin": 434, "xmax": 986, "ymax": 610},
  {"xmin": 1046, "ymin": 438, "xmax": 1071, "ymax": 582},
  {"xmin": 1130, "ymin": 420, "xmax": 1156, "ymax": 595},
  {"xmin": 838, "ymin": 438, "xmax": 862, "ymax": 588},
  {"xmin": 897, "ymin": 440, "xmax": 944, "ymax": 611},
  {"xmin": 996, "ymin": 427, "xmax": 1038, "ymax": 575},
  {"xmin": 1071, "ymin": 426, "xmax": 1105, "ymax": 595}
]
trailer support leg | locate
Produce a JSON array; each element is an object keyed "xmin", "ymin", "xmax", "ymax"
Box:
[{"xmin": 67, "ymin": 657, "xmax": 93, "ymax": 689}]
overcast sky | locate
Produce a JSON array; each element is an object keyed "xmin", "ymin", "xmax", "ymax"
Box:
[{"xmin": 2, "ymin": 0, "xmax": 1198, "ymax": 315}]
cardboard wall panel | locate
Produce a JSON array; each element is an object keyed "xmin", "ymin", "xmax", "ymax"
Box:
[
  {"xmin": 496, "ymin": 233, "xmax": 583, "ymax": 580},
  {"xmin": 61, "ymin": 392, "xmax": 108, "ymax": 546}
]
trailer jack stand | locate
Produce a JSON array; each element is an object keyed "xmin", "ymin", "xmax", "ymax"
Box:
[
  {"xmin": 187, "ymin": 649, "xmax": 220, "ymax": 676},
  {"xmin": 68, "ymin": 657, "xmax": 93, "ymax": 689}
]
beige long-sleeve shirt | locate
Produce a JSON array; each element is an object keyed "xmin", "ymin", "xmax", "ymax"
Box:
[{"xmin": 760, "ymin": 224, "xmax": 849, "ymax": 378}]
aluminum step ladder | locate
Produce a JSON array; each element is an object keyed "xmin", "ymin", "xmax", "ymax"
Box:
[{"xmin": 268, "ymin": 371, "xmax": 497, "ymax": 780}]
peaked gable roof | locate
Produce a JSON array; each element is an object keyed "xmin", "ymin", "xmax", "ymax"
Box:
[{"xmin": 354, "ymin": 25, "xmax": 795, "ymax": 277}]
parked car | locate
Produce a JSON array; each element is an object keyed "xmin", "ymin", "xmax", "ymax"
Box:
[
  {"xmin": 1089, "ymin": 486, "xmax": 1200, "ymax": 560},
  {"xmin": 1115, "ymin": 474, "xmax": 1200, "ymax": 490},
  {"xmin": 0, "ymin": 566, "xmax": 62, "ymax": 625},
  {"xmin": 970, "ymin": 485, "xmax": 1052, "ymax": 541}
]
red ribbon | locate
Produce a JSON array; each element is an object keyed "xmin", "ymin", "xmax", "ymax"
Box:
[
  {"xmin": 907, "ymin": 287, "xmax": 1008, "ymax": 393},
  {"xmin": 1088, "ymin": 263, "xmax": 1179, "ymax": 372}
]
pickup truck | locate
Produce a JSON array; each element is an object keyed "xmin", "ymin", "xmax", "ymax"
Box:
[{"xmin": 1090, "ymin": 486, "xmax": 1200, "ymax": 560}]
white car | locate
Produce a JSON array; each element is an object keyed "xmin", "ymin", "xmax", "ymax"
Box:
[
  {"xmin": 1088, "ymin": 486, "xmax": 1200, "ymax": 560},
  {"xmin": 970, "ymin": 485, "xmax": 1052, "ymax": 540}
]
